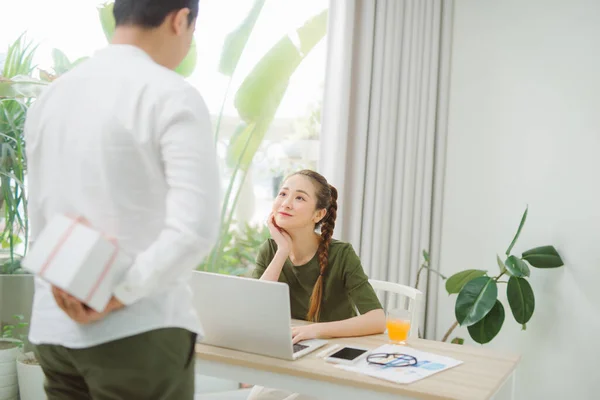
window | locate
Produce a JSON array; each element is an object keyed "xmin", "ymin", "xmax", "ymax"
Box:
[{"xmin": 0, "ymin": 0, "xmax": 329, "ymax": 276}]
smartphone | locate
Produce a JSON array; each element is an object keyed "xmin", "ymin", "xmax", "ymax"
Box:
[{"xmin": 324, "ymin": 346, "xmax": 370, "ymax": 365}]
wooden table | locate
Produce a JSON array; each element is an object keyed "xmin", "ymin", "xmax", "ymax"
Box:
[{"xmin": 195, "ymin": 326, "xmax": 519, "ymax": 400}]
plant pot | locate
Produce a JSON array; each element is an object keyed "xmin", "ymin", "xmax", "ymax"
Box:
[
  {"xmin": 0, "ymin": 383, "xmax": 18, "ymax": 400},
  {"xmin": 0, "ymin": 360, "xmax": 17, "ymax": 378},
  {"xmin": 0, "ymin": 374, "xmax": 17, "ymax": 388},
  {"xmin": 0, "ymin": 340, "xmax": 20, "ymax": 363},
  {"xmin": 0, "ymin": 339, "xmax": 19, "ymax": 396},
  {"xmin": 16, "ymin": 352, "xmax": 45, "ymax": 400}
]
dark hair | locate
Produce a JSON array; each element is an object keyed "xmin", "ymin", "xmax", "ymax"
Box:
[
  {"xmin": 113, "ymin": 0, "xmax": 199, "ymax": 28},
  {"xmin": 289, "ymin": 170, "xmax": 338, "ymax": 322}
]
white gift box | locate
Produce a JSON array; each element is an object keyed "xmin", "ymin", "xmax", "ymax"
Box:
[{"xmin": 22, "ymin": 214, "xmax": 131, "ymax": 312}]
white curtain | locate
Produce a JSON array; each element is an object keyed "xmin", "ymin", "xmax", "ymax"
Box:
[{"xmin": 320, "ymin": 0, "xmax": 453, "ymax": 338}]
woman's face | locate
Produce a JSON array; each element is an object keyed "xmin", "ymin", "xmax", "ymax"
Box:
[{"xmin": 272, "ymin": 174, "xmax": 326, "ymax": 231}]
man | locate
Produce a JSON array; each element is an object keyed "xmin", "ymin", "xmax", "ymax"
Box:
[{"xmin": 24, "ymin": 0, "xmax": 220, "ymax": 398}]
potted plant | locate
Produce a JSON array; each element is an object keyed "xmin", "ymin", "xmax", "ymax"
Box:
[
  {"xmin": 0, "ymin": 315, "xmax": 44, "ymax": 400},
  {"xmin": 0, "ymin": 315, "xmax": 27, "ymax": 400},
  {"xmin": 413, "ymin": 206, "xmax": 564, "ymax": 344}
]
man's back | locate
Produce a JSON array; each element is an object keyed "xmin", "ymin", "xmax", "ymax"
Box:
[{"xmin": 26, "ymin": 44, "xmax": 221, "ymax": 348}]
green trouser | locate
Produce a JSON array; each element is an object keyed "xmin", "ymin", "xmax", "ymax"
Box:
[{"xmin": 34, "ymin": 328, "xmax": 197, "ymax": 400}]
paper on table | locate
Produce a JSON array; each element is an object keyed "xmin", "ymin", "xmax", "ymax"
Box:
[{"xmin": 336, "ymin": 344, "xmax": 463, "ymax": 384}]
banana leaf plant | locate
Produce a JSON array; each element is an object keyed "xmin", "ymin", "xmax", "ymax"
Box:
[
  {"xmin": 99, "ymin": 2, "xmax": 329, "ymax": 273},
  {"xmin": 204, "ymin": 3, "xmax": 329, "ymax": 271}
]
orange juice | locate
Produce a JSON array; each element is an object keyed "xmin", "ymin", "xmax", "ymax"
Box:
[{"xmin": 386, "ymin": 319, "xmax": 411, "ymax": 342}]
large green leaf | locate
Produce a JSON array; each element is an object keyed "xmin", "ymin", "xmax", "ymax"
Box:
[
  {"xmin": 234, "ymin": 9, "xmax": 328, "ymax": 122},
  {"xmin": 445, "ymin": 269, "xmax": 487, "ymax": 294},
  {"xmin": 455, "ymin": 277, "xmax": 498, "ymax": 326},
  {"xmin": 174, "ymin": 38, "xmax": 197, "ymax": 77},
  {"xmin": 504, "ymin": 255, "xmax": 530, "ymax": 277},
  {"xmin": 467, "ymin": 300, "xmax": 505, "ymax": 344},
  {"xmin": 522, "ymin": 246, "xmax": 564, "ymax": 268},
  {"xmin": 219, "ymin": 0, "xmax": 266, "ymax": 76},
  {"xmin": 506, "ymin": 206, "xmax": 528, "ymax": 255},
  {"xmin": 98, "ymin": 2, "xmax": 116, "ymax": 42},
  {"xmin": 226, "ymin": 116, "xmax": 276, "ymax": 171},
  {"xmin": 0, "ymin": 77, "xmax": 47, "ymax": 98},
  {"xmin": 97, "ymin": 2, "xmax": 197, "ymax": 77},
  {"xmin": 507, "ymin": 276, "xmax": 535, "ymax": 329},
  {"xmin": 52, "ymin": 49, "xmax": 71, "ymax": 75}
]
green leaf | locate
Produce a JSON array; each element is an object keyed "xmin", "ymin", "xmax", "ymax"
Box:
[
  {"xmin": 450, "ymin": 337, "xmax": 464, "ymax": 345},
  {"xmin": 455, "ymin": 277, "xmax": 498, "ymax": 326},
  {"xmin": 98, "ymin": 2, "xmax": 116, "ymax": 42},
  {"xmin": 2, "ymin": 33, "xmax": 37, "ymax": 78},
  {"xmin": 504, "ymin": 255, "xmax": 530, "ymax": 277},
  {"xmin": 226, "ymin": 119, "xmax": 273, "ymax": 170},
  {"xmin": 422, "ymin": 249, "xmax": 430, "ymax": 263},
  {"xmin": 218, "ymin": 0, "xmax": 266, "ymax": 76},
  {"xmin": 506, "ymin": 276, "xmax": 535, "ymax": 328},
  {"xmin": 445, "ymin": 269, "xmax": 487, "ymax": 294},
  {"xmin": 234, "ymin": 9, "xmax": 328, "ymax": 122},
  {"xmin": 496, "ymin": 255, "xmax": 506, "ymax": 273},
  {"xmin": 0, "ymin": 76, "xmax": 47, "ymax": 98},
  {"xmin": 522, "ymin": 246, "xmax": 564, "ymax": 268},
  {"xmin": 174, "ymin": 38, "xmax": 197, "ymax": 77},
  {"xmin": 467, "ymin": 300, "xmax": 505, "ymax": 344},
  {"xmin": 506, "ymin": 206, "xmax": 528, "ymax": 255},
  {"xmin": 51, "ymin": 49, "xmax": 71, "ymax": 74}
]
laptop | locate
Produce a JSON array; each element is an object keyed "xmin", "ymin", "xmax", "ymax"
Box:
[{"xmin": 190, "ymin": 271, "xmax": 328, "ymax": 360}]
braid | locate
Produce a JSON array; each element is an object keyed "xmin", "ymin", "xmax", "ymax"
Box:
[{"xmin": 307, "ymin": 185, "xmax": 338, "ymax": 322}]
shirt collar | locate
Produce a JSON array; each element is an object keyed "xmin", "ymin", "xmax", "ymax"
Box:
[{"xmin": 94, "ymin": 44, "xmax": 154, "ymax": 62}]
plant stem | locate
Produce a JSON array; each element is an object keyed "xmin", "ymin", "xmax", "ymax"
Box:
[
  {"xmin": 441, "ymin": 321, "xmax": 459, "ymax": 342},
  {"xmin": 209, "ymin": 123, "xmax": 258, "ymax": 270},
  {"xmin": 494, "ymin": 271, "xmax": 506, "ymax": 282},
  {"xmin": 414, "ymin": 265, "xmax": 425, "ymax": 289},
  {"xmin": 213, "ymin": 78, "xmax": 233, "ymax": 144}
]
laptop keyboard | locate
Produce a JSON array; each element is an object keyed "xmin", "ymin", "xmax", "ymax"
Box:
[{"xmin": 293, "ymin": 343, "xmax": 308, "ymax": 353}]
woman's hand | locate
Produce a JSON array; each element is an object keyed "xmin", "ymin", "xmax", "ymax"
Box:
[
  {"xmin": 291, "ymin": 324, "xmax": 324, "ymax": 344},
  {"xmin": 267, "ymin": 213, "xmax": 293, "ymax": 254}
]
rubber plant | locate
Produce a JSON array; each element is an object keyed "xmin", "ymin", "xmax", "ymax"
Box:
[{"xmin": 413, "ymin": 206, "xmax": 564, "ymax": 345}]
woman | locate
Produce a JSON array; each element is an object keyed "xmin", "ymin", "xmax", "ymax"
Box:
[{"xmin": 249, "ymin": 170, "xmax": 386, "ymax": 400}]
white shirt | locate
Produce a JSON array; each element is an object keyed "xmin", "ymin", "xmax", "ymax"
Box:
[{"xmin": 25, "ymin": 45, "xmax": 221, "ymax": 348}]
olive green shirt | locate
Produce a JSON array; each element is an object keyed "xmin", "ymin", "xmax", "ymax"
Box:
[{"xmin": 252, "ymin": 239, "xmax": 382, "ymax": 322}]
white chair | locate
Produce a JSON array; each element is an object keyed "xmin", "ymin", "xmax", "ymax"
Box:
[{"xmin": 368, "ymin": 279, "xmax": 423, "ymax": 338}]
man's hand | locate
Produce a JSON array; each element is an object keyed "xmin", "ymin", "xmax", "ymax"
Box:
[
  {"xmin": 52, "ymin": 286, "xmax": 124, "ymax": 324},
  {"xmin": 291, "ymin": 324, "xmax": 324, "ymax": 344}
]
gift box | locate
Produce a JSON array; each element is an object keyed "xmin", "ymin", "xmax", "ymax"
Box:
[{"xmin": 21, "ymin": 214, "xmax": 131, "ymax": 312}]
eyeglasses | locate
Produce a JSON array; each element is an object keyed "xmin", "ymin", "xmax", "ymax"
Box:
[{"xmin": 366, "ymin": 353, "xmax": 417, "ymax": 368}]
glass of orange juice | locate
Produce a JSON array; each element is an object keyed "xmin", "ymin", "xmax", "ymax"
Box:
[{"xmin": 386, "ymin": 309, "xmax": 411, "ymax": 344}]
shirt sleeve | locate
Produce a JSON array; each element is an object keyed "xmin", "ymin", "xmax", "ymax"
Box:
[
  {"xmin": 252, "ymin": 239, "xmax": 274, "ymax": 279},
  {"xmin": 113, "ymin": 86, "xmax": 221, "ymax": 305},
  {"xmin": 23, "ymin": 102, "xmax": 45, "ymax": 245},
  {"xmin": 342, "ymin": 244, "xmax": 383, "ymax": 315}
]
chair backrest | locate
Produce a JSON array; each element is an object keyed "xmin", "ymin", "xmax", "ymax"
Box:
[{"xmin": 369, "ymin": 279, "xmax": 423, "ymax": 338}]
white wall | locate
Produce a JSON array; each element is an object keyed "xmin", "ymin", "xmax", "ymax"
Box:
[{"xmin": 438, "ymin": 0, "xmax": 600, "ymax": 399}]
